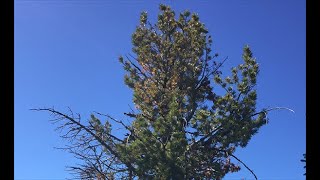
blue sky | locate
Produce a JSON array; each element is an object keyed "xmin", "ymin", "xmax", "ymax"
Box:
[{"xmin": 15, "ymin": 0, "xmax": 305, "ymax": 179}]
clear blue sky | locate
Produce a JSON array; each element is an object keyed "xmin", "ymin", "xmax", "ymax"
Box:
[{"xmin": 15, "ymin": 0, "xmax": 305, "ymax": 179}]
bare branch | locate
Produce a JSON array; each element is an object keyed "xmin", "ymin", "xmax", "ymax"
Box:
[
  {"xmin": 251, "ymin": 107, "xmax": 295, "ymax": 117},
  {"xmin": 251, "ymin": 106, "xmax": 295, "ymax": 124},
  {"xmin": 229, "ymin": 154, "xmax": 258, "ymax": 180},
  {"xmin": 30, "ymin": 108, "xmax": 136, "ymax": 175}
]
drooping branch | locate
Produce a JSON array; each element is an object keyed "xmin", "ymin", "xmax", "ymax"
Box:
[
  {"xmin": 30, "ymin": 108, "xmax": 136, "ymax": 177},
  {"xmin": 228, "ymin": 153, "xmax": 258, "ymax": 180},
  {"xmin": 250, "ymin": 107, "xmax": 295, "ymax": 124},
  {"xmin": 251, "ymin": 107, "xmax": 295, "ymax": 116},
  {"xmin": 32, "ymin": 108, "xmax": 121, "ymax": 153}
]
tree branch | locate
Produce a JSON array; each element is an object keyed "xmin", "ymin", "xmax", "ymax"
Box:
[
  {"xmin": 31, "ymin": 108, "xmax": 136, "ymax": 175},
  {"xmin": 228, "ymin": 154, "xmax": 258, "ymax": 180}
]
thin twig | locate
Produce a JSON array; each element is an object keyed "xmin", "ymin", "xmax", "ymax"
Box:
[{"xmin": 229, "ymin": 154, "xmax": 258, "ymax": 180}]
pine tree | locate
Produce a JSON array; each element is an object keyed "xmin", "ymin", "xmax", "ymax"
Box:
[{"xmin": 33, "ymin": 4, "xmax": 278, "ymax": 179}]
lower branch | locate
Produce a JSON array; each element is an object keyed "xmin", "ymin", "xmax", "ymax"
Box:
[{"xmin": 229, "ymin": 154, "xmax": 258, "ymax": 180}]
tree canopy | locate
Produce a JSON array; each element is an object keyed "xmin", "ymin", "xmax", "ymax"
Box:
[{"xmin": 33, "ymin": 4, "xmax": 274, "ymax": 180}]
